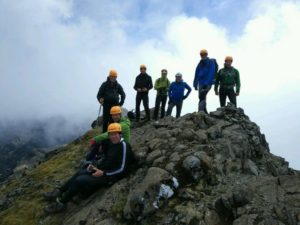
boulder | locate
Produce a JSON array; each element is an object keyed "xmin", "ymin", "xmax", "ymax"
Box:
[{"xmin": 123, "ymin": 167, "xmax": 178, "ymax": 220}]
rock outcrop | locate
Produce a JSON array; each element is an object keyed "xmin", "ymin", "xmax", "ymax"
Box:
[{"xmin": 0, "ymin": 106, "xmax": 299, "ymax": 225}]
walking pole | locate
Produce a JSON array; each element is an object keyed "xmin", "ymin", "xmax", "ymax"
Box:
[{"xmin": 97, "ymin": 104, "xmax": 102, "ymax": 127}]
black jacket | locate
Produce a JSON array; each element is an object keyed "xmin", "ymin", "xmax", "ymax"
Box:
[
  {"xmin": 97, "ymin": 139, "xmax": 135, "ymax": 178},
  {"xmin": 97, "ymin": 78, "xmax": 126, "ymax": 105},
  {"xmin": 133, "ymin": 73, "xmax": 153, "ymax": 92}
]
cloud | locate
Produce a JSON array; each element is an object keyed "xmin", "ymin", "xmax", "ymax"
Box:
[{"xmin": 0, "ymin": 0, "xmax": 300, "ymax": 169}]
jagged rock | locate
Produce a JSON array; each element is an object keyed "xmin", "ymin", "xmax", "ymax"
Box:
[
  {"xmin": 243, "ymin": 159, "xmax": 259, "ymax": 176},
  {"xmin": 123, "ymin": 167, "xmax": 178, "ymax": 220},
  {"xmin": 204, "ymin": 209, "xmax": 221, "ymax": 225},
  {"xmin": 209, "ymin": 109, "xmax": 225, "ymax": 118},
  {"xmin": 2, "ymin": 107, "xmax": 300, "ymax": 225},
  {"xmin": 182, "ymin": 155, "xmax": 202, "ymax": 181},
  {"xmin": 146, "ymin": 150, "xmax": 162, "ymax": 164}
]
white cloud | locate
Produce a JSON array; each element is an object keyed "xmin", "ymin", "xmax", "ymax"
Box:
[{"xmin": 1, "ymin": 0, "xmax": 300, "ymax": 169}]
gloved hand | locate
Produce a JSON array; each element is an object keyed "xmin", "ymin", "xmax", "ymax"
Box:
[
  {"xmin": 195, "ymin": 87, "xmax": 198, "ymax": 91},
  {"xmin": 183, "ymin": 95, "xmax": 188, "ymax": 100},
  {"xmin": 215, "ymin": 90, "xmax": 219, "ymax": 95},
  {"xmin": 99, "ymin": 98, "xmax": 104, "ymax": 104},
  {"xmin": 235, "ymin": 92, "xmax": 239, "ymax": 96},
  {"xmin": 90, "ymin": 140, "xmax": 97, "ymax": 147}
]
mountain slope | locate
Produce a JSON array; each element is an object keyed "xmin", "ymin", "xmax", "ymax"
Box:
[{"xmin": 0, "ymin": 106, "xmax": 299, "ymax": 225}]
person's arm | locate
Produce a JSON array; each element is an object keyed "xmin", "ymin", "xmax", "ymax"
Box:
[
  {"xmin": 166, "ymin": 79, "xmax": 170, "ymax": 92},
  {"xmin": 97, "ymin": 83, "xmax": 105, "ymax": 103},
  {"xmin": 183, "ymin": 82, "xmax": 192, "ymax": 99},
  {"xmin": 193, "ymin": 63, "xmax": 200, "ymax": 89},
  {"xmin": 148, "ymin": 76, "xmax": 153, "ymax": 90},
  {"xmin": 121, "ymin": 120, "xmax": 131, "ymax": 143},
  {"xmin": 235, "ymin": 69, "xmax": 241, "ymax": 94},
  {"xmin": 154, "ymin": 78, "xmax": 160, "ymax": 90},
  {"xmin": 133, "ymin": 76, "xmax": 138, "ymax": 91},
  {"xmin": 92, "ymin": 132, "xmax": 109, "ymax": 143},
  {"xmin": 118, "ymin": 84, "xmax": 126, "ymax": 106},
  {"xmin": 214, "ymin": 70, "xmax": 221, "ymax": 93},
  {"xmin": 168, "ymin": 83, "xmax": 173, "ymax": 98}
]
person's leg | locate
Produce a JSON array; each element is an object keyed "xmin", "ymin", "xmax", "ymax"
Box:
[
  {"xmin": 60, "ymin": 174, "xmax": 108, "ymax": 204},
  {"xmin": 198, "ymin": 85, "xmax": 211, "ymax": 113},
  {"xmin": 153, "ymin": 95, "xmax": 161, "ymax": 120},
  {"xmin": 143, "ymin": 93, "xmax": 150, "ymax": 121},
  {"xmin": 135, "ymin": 93, "xmax": 142, "ymax": 121},
  {"xmin": 43, "ymin": 169, "xmax": 87, "ymax": 201},
  {"xmin": 227, "ymin": 88, "xmax": 237, "ymax": 107},
  {"xmin": 102, "ymin": 104, "xmax": 111, "ymax": 133},
  {"xmin": 219, "ymin": 88, "xmax": 227, "ymax": 107},
  {"xmin": 175, "ymin": 101, "xmax": 183, "ymax": 118},
  {"xmin": 160, "ymin": 95, "xmax": 167, "ymax": 118},
  {"xmin": 166, "ymin": 101, "xmax": 175, "ymax": 116}
]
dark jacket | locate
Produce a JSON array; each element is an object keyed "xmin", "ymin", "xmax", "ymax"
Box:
[
  {"xmin": 168, "ymin": 80, "xmax": 192, "ymax": 103},
  {"xmin": 97, "ymin": 78, "xmax": 126, "ymax": 105},
  {"xmin": 97, "ymin": 139, "xmax": 135, "ymax": 179},
  {"xmin": 194, "ymin": 58, "xmax": 218, "ymax": 87},
  {"xmin": 134, "ymin": 73, "xmax": 153, "ymax": 92},
  {"xmin": 215, "ymin": 66, "xmax": 241, "ymax": 93}
]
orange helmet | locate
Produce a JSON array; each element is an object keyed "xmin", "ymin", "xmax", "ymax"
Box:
[
  {"xmin": 110, "ymin": 106, "xmax": 122, "ymax": 115},
  {"xmin": 225, "ymin": 56, "xmax": 233, "ymax": 62},
  {"xmin": 140, "ymin": 64, "xmax": 147, "ymax": 70},
  {"xmin": 109, "ymin": 69, "xmax": 118, "ymax": 77},
  {"xmin": 200, "ymin": 49, "xmax": 208, "ymax": 55},
  {"xmin": 108, "ymin": 123, "xmax": 122, "ymax": 133}
]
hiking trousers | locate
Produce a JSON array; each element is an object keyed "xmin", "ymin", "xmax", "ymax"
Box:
[
  {"xmin": 153, "ymin": 94, "xmax": 167, "ymax": 120},
  {"xmin": 198, "ymin": 84, "xmax": 211, "ymax": 114},
  {"xmin": 166, "ymin": 100, "xmax": 183, "ymax": 118},
  {"xmin": 136, "ymin": 92, "xmax": 150, "ymax": 121},
  {"xmin": 219, "ymin": 87, "xmax": 237, "ymax": 107},
  {"xmin": 59, "ymin": 169, "xmax": 109, "ymax": 203}
]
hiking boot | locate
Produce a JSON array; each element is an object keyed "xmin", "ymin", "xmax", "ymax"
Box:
[
  {"xmin": 44, "ymin": 201, "xmax": 66, "ymax": 214},
  {"xmin": 43, "ymin": 188, "xmax": 62, "ymax": 201}
]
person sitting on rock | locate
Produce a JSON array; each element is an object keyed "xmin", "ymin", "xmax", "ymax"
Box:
[
  {"xmin": 166, "ymin": 73, "xmax": 191, "ymax": 118},
  {"xmin": 86, "ymin": 106, "xmax": 131, "ymax": 162},
  {"xmin": 43, "ymin": 123, "xmax": 135, "ymax": 214}
]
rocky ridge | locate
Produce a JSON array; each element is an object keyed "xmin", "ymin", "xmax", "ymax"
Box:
[{"xmin": 0, "ymin": 106, "xmax": 300, "ymax": 225}]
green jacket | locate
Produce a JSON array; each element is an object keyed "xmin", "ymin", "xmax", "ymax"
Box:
[
  {"xmin": 93, "ymin": 117, "xmax": 131, "ymax": 143},
  {"xmin": 154, "ymin": 77, "xmax": 170, "ymax": 96},
  {"xmin": 215, "ymin": 66, "xmax": 241, "ymax": 93}
]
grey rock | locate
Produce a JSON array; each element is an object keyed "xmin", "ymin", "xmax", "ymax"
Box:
[
  {"xmin": 146, "ymin": 150, "xmax": 162, "ymax": 164},
  {"xmin": 243, "ymin": 159, "xmax": 259, "ymax": 176},
  {"xmin": 209, "ymin": 110, "xmax": 225, "ymax": 118},
  {"xmin": 182, "ymin": 155, "xmax": 202, "ymax": 181},
  {"xmin": 123, "ymin": 167, "xmax": 177, "ymax": 220}
]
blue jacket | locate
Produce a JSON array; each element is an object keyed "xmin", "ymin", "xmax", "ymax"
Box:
[
  {"xmin": 193, "ymin": 58, "xmax": 218, "ymax": 88},
  {"xmin": 168, "ymin": 80, "xmax": 192, "ymax": 103}
]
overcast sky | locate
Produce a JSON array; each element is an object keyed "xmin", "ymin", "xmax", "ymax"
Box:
[{"xmin": 1, "ymin": 0, "xmax": 299, "ymax": 169}]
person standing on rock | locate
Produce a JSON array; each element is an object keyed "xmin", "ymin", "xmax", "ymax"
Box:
[
  {"xmin": 193, "ymin": 49, "xmax": 218, "ymax": 114},
  {"xmin": 134, "ymin": 64, "xmax": 153, "ymax": 122},
  {"xmin": 43, "ymin": 123, "xmax": 135, "ymax": 214},
  {"xmin": 166, "ymin": 73, "xmax": 191, "ymax": 118},
  {"xmin": 153, "ymin": 69, "xmax": 170, "ymax": 121},
  {"xmin": 97, "ymin": 69, "xmax": 126, "ymax": 133},
  {"xmin": 214, "ymin": 56, "xmax": 241, "ymax": 107}
]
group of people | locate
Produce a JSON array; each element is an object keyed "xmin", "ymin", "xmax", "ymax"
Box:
[
  {"xmin": 97, "ymin": 49, "xmax": 241, "ymax": 132},
  {"xmin": 43, "ymin": 106, "xmax": 134, "ymax": 214},
  {"xmin": 42, "ymin": 49, "xmax": 241, "ymax": 214}
]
